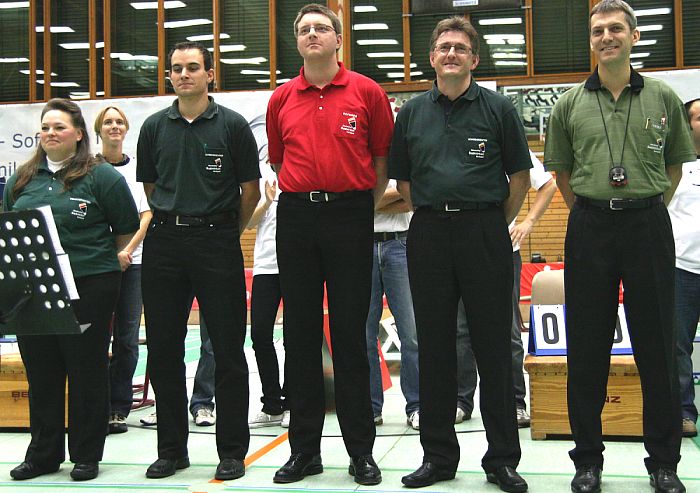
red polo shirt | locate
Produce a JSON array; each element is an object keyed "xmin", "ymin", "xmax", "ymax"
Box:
[{"xmin": 266, "ymin": 62, "xmax": 394, "ymax": 192}]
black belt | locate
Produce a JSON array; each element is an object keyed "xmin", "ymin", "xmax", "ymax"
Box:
[
  {"xmin": 424, "ymin": 201, "xmax": 501, "ymax": 212},
  {"xmin": 575, "ymin": 194, "xmax": 663, "ymax": 211},
  {"xmin": 373, "ymin": 231, "xmax": 408, "ymax": 242},
  {"xmin": 284, "ymin": 190, "xmax": 371, "ymax": 202},
  {"xmin": 153, "ymin": 210, "xmax": 236, "ymax": 227}
]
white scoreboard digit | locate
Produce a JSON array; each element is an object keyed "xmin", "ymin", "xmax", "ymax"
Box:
[{"xmin": 528, "ymin": 304, "xmax": 633, "ymax": 356}]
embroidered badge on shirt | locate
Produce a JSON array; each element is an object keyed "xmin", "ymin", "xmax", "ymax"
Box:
[
  {"xmin": 468, "ymin": 137, "xmax": 488, "ymax": 159},
  {"xmin": 340, "ymin": 112, "xmax": 358, "ymax": 136},
  {"xmin": 69, "ymin": 197, "xmax": 91, "ymax": 220}
]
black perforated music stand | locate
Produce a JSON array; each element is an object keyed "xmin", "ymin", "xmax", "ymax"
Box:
[{"xmin": 0, "ymin": 209, "xmax": 81, "ymax": 335}]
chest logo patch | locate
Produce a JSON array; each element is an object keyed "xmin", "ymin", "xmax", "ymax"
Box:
[
  {"xmin": 468, "ymin": 137, "xmax": 487, "ymax": 159},
  {"xmin": 647, "ymin": 138, "xmax": 664, "ymax": 154},
  {"xmin": 69, "ymin": 197, "xmax": 91, "ymax": 220},
  {"xmin": 340, "ymin": 112, "xmax": 358, "ymax": 136},
  {"xmin": 206, "ymin": 157, "xmax": 223, "ymax": 173}
]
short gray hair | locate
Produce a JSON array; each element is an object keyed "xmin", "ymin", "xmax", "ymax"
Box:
[{"xmin": 590, "ymin": 0, "xmax": 637, "ymax": 30}]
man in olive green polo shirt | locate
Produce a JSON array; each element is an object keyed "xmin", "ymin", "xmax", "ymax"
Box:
[{"xmin": 544, "ymin": 2, "xmax": 695, "ymax": 492}]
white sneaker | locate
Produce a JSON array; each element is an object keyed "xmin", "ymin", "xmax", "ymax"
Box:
[
  {"xmin": 516, "ymin": 408, "xmax": 530, "ymax": 428},
  {"xmin": 407, "ymin": 411, "xmax": 420, "ymax": 430},
  {"xmin": 140, "ymin": 411, "xmax": 157, "ymax": 426},
  {"xmin": 455, "ymin": 407, "xmax": 471, "ymax": 424},
  {"xmin": 248, "ymin": 411, "xmax": 282, "ymax": 428},
  {"xmin": 281, "ymin": 410, "xmax": 290, "ymax": 428},
  {"xmin": 194, "ymin": 408, "xmax": 216, "ymax": 427},
  {"xmin": 373, "ymin": 414, "xmax": 383, "ymax": 426}
]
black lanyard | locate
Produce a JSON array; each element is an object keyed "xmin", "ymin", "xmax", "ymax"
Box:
[{"xmin": 595, "ymin": 89, "xmax": 634, "ymax": 169}]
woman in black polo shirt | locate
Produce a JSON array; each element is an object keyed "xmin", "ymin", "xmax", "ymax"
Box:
[{"xmin": 2, "ymin": 98, "xmax": 139, "ymax": 482}]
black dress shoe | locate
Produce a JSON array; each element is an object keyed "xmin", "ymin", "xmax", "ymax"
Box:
[
  {"xmin": 401, "ymin": 462, "xmax": 456, "ymax": 488},
  {"xmin": 146, "ymin": 457, "xmax": 190, "ymax": 479},
  {"xmin": 215, "ymin": 458, "xmax": 245, "ymax": 481},
  {"xmin": 571, "ymin": 464, "xmax": 602, "ymax": 493},
  {"xmin": 273, "ymin": 453, "xmax": 323, "ymax": 483},
  {"xmin": 348, "ymin": 455, "xmax": 382, "ymax": 485},
  {"xmin": 10, "ymin": 462, "xmax": 60, "ymax": 480},
  {"xmin": 650, "ymin": 468, "xmax": 686, "ymax": 493},
  {"xmin": 70, "ymin": 462, "xmax": 99, "ymax": 481},
  {"xmin": 486, "ymin": 466, "xmax": 528, "ymax": 492}
]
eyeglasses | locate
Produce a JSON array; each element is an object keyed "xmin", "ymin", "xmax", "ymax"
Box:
[
  {"xmin": 434, "ymin": 43, "xmax": 473, "ymax": 56},
  {"xmin": 297, "ymin": 24, "xmax": 336, "ymax": 36}
]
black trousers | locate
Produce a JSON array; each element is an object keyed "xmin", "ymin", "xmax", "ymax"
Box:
[
  {"xmin": 276, "ymin": 192, "xmax": 375, "ymax": 458},
  {"xmin": 18, "ymin": 271, "xmax": 121, "ymax": 466},
  {"xmin": 142, "ymin": 221, "xmax": 249, "ymax": 461},
  {"xmin": 407, "ymin": 207, "xmax": 521, "ymax": 473},
  {"xmin": 250, "ymin": 273, "xmax": 286, "ymax": 415},
  {"xmin": 565, "ymin": 201, "xmax": 681, "ymax": 473}
]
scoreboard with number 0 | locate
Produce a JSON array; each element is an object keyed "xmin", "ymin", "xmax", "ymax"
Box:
[{"xmin": 528, "ymin": 304, "xmax": 633, "ymax": 356}]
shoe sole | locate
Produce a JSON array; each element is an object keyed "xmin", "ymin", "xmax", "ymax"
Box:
[
  {"xmin": 570, "ymin": 483, "xmax": 601, "ymax": 493},
  {"xmin": 249, "ymin": 420, "xmax": 282, "ymax": 429},
  {"xmin": 146, "ymin": 458, "xmax": 190, "ymax": 479},
  {"xmin": 401, "ymin": 471, "xmax": 455, "ymax": 488},
  {"xmin": 273, "ymin": 464, "xmax": 323, "ymax": 483},
  {"xmin": 195, "ymin": 421, "xmax": 216, "ymax": 427},
  {"xmin": 486, "ymin": 473, "xmax": 528, "ymax": 493}
]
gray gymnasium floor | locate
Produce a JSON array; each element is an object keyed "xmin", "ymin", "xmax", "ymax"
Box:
[{"xmin": 0, "ymin": 326, "xmax": 698, "ymax": 493}]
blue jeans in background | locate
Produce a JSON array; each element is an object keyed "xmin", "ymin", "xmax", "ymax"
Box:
[
  {"xmin": 365, "ymin": 237, "xmax": 420, "ymax": 417},
  {"xmin": 675, "ymin": 267, "xmax": 700, "ymax": 423},
  {"xmin": 110, "ymin": 264, "xmax": 143, "ymax": 417},
  {"xmin": 189, "ymin": 315, "xmax": 216, "ymax": 416}
]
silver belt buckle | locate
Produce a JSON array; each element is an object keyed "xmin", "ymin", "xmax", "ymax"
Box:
[
  {"xmin": 609, "ymin": 198, "xmax": 623, "ymax": 211},
  {"xmin": 444, "ymin": 203, "xmax": 460, "ymax": 212},
  {"xmin": 175, "ymin": 215, "xmax": 190, "ymax": 226},
  {"xmin": 309, "ymin": 191, "xmax": 328, "ymax": 202}
]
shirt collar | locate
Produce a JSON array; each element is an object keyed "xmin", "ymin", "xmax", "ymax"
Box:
[
  {"xmin": 166, "ymin": 96, "xmax": 218, "ymax": 120},
  {"xmin": 584, "ymin": 65, "xmax": 645, "ymax": 94},
  {"xmin": 430, "ymin": 78, "xmax": 480, "ymax": 103},
  {"xmin": 297, "ymin": 62, "xmax": 349, "ymax": 91}
]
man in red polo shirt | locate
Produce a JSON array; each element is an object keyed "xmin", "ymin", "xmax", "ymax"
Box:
[{"xmin": 266, "ymin": 2, "xmax": 393, "ymax": 487}]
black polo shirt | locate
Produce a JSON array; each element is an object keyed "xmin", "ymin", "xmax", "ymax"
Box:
[
  {"xmin": 389, "ymin": 80, "xmax": 531, "ymax": 207},
  {"xmin": 136, "ymin": 96, "xmax": 261, "ymax": 216}
]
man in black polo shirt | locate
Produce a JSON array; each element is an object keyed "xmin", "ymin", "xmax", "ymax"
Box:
[
  {"xmin": 136, "ymin": 41, "xmax": 260, "ymax": 481},
  {"xmin": 389, "ymin": 17, "xmax": 531, "ymax": 492}
]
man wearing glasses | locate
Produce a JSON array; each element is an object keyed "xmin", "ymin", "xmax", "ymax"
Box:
[
  {"xmin": 389, "ymin": 17, "xmax": 531, "ymax": 492},
  {"xmin": 266, "ymin": 3, "xmax": 393, "ymax": 487}
]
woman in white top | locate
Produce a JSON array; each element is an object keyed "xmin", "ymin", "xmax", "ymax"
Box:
[{"xmin": 94, "ymin": 106, "xmax": 152, "ymax": 434}]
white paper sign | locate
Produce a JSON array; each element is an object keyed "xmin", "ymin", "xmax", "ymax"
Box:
[{"xmin": 529, "ymin": 304, "xmax": 633, "ymax": 355}]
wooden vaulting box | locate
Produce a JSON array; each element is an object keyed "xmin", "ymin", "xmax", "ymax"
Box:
[
  {"xmin": 0, "ymin": 353, "xmax": 68, "ymax": 429},
  {"xmin": 524, "ymin": 354, "xmax": 643, "ymax": 440}
]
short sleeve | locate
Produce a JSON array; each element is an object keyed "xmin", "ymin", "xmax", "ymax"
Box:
[{"xmin": 388, "ymin": 108, "xmax": 411, "ymax": 181}]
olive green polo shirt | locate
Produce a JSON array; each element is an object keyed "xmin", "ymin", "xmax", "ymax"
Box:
[
  {"xmin": 136, "ymin": 96, "xmax": 261, "ymax": 216},
  {"xmin": 389, "ymin": 80, "xmax": 532, "ymax": 207},
  {"xmin": 3, "ymin": 161, "xmax": 139, "ymax": 278},
  {"xmin": 544, "ymin": 67, "xmax": 696, "ymax": 200}
]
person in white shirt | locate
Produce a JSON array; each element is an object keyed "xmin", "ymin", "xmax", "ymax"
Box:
[{"xmin": 668, "ymin": 97, "xmax": 700, "ymax": 438}]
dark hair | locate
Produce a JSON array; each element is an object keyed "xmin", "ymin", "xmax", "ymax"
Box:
[
  {"xmin": 429, "ymin": 16, "xmax": 480, "ymax": 56},
  {"xmin": 685, "ymin": 98, "xmax": 700, "ymax": 123},
  {"xmin": 12, "ymin": 98, "xmax": 96, "ymax": 201},
  {"xmin": 167, "ymin": 41, "xmax": 213, "ymax": 71},
  {"xmin": 294, "ymin": 3, "xmax": 342, "ymax": 36},
  {"xmin": 590, "ymin": 0, "xmax": 637, "ymax": 30}
]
